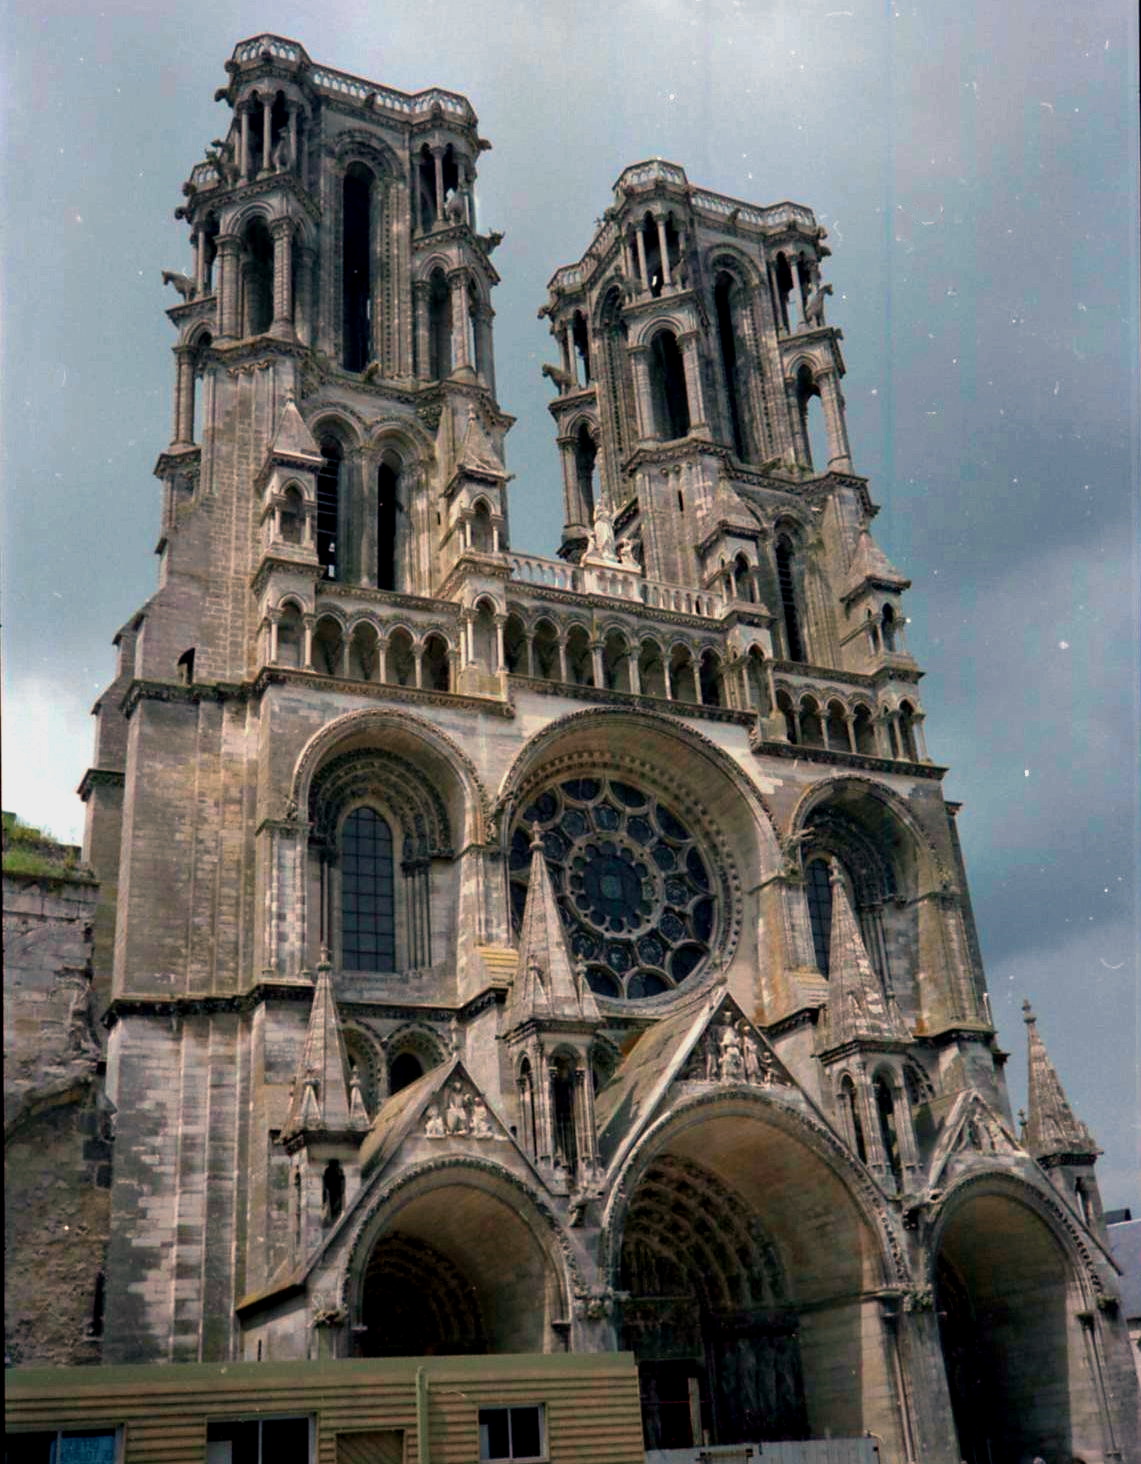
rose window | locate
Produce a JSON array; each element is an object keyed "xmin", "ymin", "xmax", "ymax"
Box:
[{"xmin": 509, "ymin": 776, "xmax": 717, "ymax": 1001}]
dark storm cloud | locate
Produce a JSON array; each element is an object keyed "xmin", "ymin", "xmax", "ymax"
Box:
[{"xmin": 2, "ymin": 0, "xmax": 1136, "ymax": 1205}]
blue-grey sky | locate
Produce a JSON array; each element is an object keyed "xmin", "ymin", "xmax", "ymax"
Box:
[{"xmin": 3, "ymin": 0, "xmax": 1138, "ymax": 1208}]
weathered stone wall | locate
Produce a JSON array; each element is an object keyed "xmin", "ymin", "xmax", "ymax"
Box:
[{"xmin": 4, "ymin": 868, "xmax": 111, "ymax": 1366}]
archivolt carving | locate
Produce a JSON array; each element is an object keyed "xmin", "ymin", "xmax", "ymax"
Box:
[
  {"xmin": 337, "ymin": 1154, "xmax": 584, "ymax": 1315},
  {"xmin": 601, "ymin": 1087, "xmax": 911, "ymax": 1287},
  {"xmin": 328, "ymin": 129, "xmax": 402, "ymax": 178},
  {"xmin": 788, "ymin": 772, "xmax": 953, "ymax": 890},
  {"xmin": 308, "ymin": 747, "xmax": 452, "ymax": 856}
]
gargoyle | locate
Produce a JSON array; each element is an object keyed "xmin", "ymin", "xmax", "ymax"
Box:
[
  {"xmin": 804, "ymin": 281, "xmax": 833, "ymax": 327},
  {"xmin": 479, "ymin": 230, "xmax": 504, "ymax": 254},
  {"xmin": 541, "ymin": 362, "xmax": 575, "ymax": 392}
]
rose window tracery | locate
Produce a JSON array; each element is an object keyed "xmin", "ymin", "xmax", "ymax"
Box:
[{"xmin": 509, "ymin": 776, "xmax": 717, "ymax": 1000}]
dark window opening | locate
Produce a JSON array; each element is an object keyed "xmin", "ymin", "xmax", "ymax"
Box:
[
  {"xmin": 5, "ymin": 1432, "xmax": 120, "ymax": 1464},
  {"xmin": 342, "ymin": 807, "xmax": 395, "ymax": 972},
  {"xmin": 875, "ymin": 1075, "xmax": 903, "ymax": 1187},
  {"xmin": 177, "ymin": 648, "xmax": 196, "ymax": 686},
  {"xmin": 551, "ymin": 1057, "xmax": 579, "ymax": 1176},
  {"xmin": 242, "ymin": 218, "xmax": 274, "ymax": 337},
  {"xmin": 642, "ymin": 212, "xmax": 663, "ymax": 296},
  {"xmin": 649, "ymin": 331, "xmax": 690, "ymax": 440},
  {"xmin": 89, "ymin": 1270, "xmax": 106, "ymax": 1339},
  {"xmin": 428, "ymin": 270, "xmax": 452, "ymax": 380},
  {"xmin": 317, "ymin": 437, "xmax": 342, "ymax": 580},
  {"xmin": 842, "ymin": 1076, "xmax": 867, "ymax": 1164},
  {"xmin": 574, "ymin": 424, "xmax": 597, "ymax": 524},
  {"xmin": 322, "ymin": 1161, "xmax": 344, "ymax": 1226},
  {"xmin": 775, "ymin": 535, "xmax": 804, "ymax": 661},
  {"xmin": 342, "ymin": 166, "xmax": 373, "ymax": 372},
  {"xmin": 806, "ymin": 858, "xmax": 833, "ymax": 975},
  {"xmin": 389, "ymin": 1051, "xmax": 424, "ymax": 1094},
  {"xmin": 417, "ymin": 146, "xmax": 436, "ymax": 232},
  {"xmin": 377, "ymin": 458, "xmax": 398, "ymax": 590},
  {"xmin": 571, "ymin": 311, "xmax": 591, "ymax": 385},
  {"xmin": 478, "ymin": 1407, "xmax": 544, "ymax": 1463},
  {"xmin": 777, "ymin": 252, "xmax": 799, "ymax": 329},
  {"xmin": 715, "ymin": 273, "xmax": 747, "ymax": 459},
  {"xmin": 206, "ymin": 1417, "xmax": 310, "ymax": 1464}
]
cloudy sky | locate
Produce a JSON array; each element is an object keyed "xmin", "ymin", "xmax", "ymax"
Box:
[{"xmin": 3, "ymin": 0, "xmax": 1137, "ymax": 1207}]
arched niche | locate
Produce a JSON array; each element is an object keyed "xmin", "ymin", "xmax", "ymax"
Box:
[
  {"xmin": 346, "ymin": 1162, "xmax": 571, "ymax": 1356},
  {"xmin": 605, "ymin": 1095, "xmax": 904, "ymax": 1449}
]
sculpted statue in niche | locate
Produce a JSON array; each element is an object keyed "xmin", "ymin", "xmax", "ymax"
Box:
[
  {"xmin": 423, "ymin": 1102, "xmax": 445, "ymax": 1137},
  {"xmin": 588, "ymin": 502, "xmax": 619, "ymax": 562},
  {"xmin": 422, "ymin": 1080, "xmax": 499, "ymax": 1139}
]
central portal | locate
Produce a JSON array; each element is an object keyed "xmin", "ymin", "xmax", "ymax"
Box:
[{"xmin": 618, "ymin": 1154, "xmax": 807, "ymax": 1446}]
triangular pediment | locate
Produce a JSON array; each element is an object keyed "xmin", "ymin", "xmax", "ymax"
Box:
[
  {"xmin": 594, "ymin": 989, "xmax": 797, "ymax": 1175},
  {"xmin": 928, "ymin": 1090, "xmax": 1022, "ymax": 1188},
  {"xmin": 268, "ymin": 394, "xmax": 323, "ymax": 464},
  {"xmin": 359, "ymin": 1057, "xmax": 518, "ymax": 1180}
]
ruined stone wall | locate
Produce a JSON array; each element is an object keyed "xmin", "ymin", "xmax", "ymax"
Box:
[{"xmin": 4, "ymin": 868, "xmax": 111, "ymax": 1366}]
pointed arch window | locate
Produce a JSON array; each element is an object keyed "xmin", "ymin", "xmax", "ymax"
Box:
[
  {"xmin": 805, "ymin": 857, "xmax": 834, "ymax": 975},
  {"xmin": 715, "ymin": 272, "xmax": 748, "ymax": 460},
  {"xmin": 874, "ymin": 1074, "xmax": 903, "ymax": 1188},
  {"xmin": 841, "ymin": 1075, "xmax": 867, "ymax": 1164},
  {"xmin": 377, "ymin": 454, "xmax": 399, "ymax": 590},
  {"xmin": 317, "ymin": 436, "xmax": 342, "ymax": 580},
  {"xmin": 428, "ymin": 269, "xmax": 452, "ymax": 379},
  {"xmin": 649, "ymin": 330, "xmax": 690, "ymax": 440},
  {"xmin": 341, "ymin": 807, "xmax": 395, "ymax": 972},
  {"xmin": 775, "ymin": 534, "xmax": 805, "ymax": 662},
  {"xmin": 342, "ymin": 164, "xmax": 374, "ymax": 371}
]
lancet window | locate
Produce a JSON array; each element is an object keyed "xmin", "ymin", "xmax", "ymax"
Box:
[
  {"xmin": 649, "ymin": 329, "xmax": 690, "ymax": 440},
  {"xmin": 341, "ymin": 807, "xmax": 396, "ymax": 972},
  {"xmin": 714, "ymin": 272, "xmax": 748, "ymax": 460},
  {"xmin": 774, "ymin": 534, "xmax": 805, "ymax": 662},
  {"xmin": 376, "ymin": 454, "xmax": 399, "ymax": 590},
  {"xmin": 241, "ymin": 217, "xmax": 274, "ymax": 337},
  {"xmin": 316, "ymin": 436, "xmax": 342, "ymax": 580},
  {"xmin": 342, "ymin": 164, "xmax": 374, "ymax": 371}
]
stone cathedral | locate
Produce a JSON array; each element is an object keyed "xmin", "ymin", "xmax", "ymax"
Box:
[{"xmin": 17, "ymin": 32, "xmax": 1136, "ymax": 1464}]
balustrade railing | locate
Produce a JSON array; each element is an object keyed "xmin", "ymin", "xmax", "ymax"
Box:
[{"xmin": 506, "ymin": 554, "xmax": 725, "ymax": 619}]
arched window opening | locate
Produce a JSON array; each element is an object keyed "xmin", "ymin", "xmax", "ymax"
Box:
[
  {"xmin": 715, "ymin": 272, "xmax": 747, "ymax": 460},
  {"xmin": 89, "ymin": 1269, "xmax": 105, "ymax": 1340},
  {"xmin": 852, "ymin": 704, "xmax": 877, "ymax": 755},
  {"xmin": 881, "ymin": 603, "xmax": 898, "ymax": 652},
  {"xmin": 566, "ymin": 625, "xmax": 594, "ymax": 686},
  {"xmin": 199, "ymin": 215, "xmax": 219, "ymax": 293},
  {"xmin": 241, "ymin": 217, "xmax": 274, "ymax": 337},
  {"xmin": 348, "ymin": 622, "xmax": 379, "ymax": 681},
  {"xmin": 642, "ymin": 212, "xmax": 663, "ymax": 296},
  {"xmin": 389, "ymin": 1051, "xmax": 424, "ymax": 1095},
  {"xmin": 280, "ymin": 485, "xmax": 304, "ymax": 544},
  {"xmin": 176, "ymin": 648, "xmax": 195, "ymax": 686},
  {"xmin": 805, "ymin": 857, "xmax": 834, "ymax": 975},
  {"xmin": 698, "ymin": 650, "xmax": 722, "ymax": 707},
  {"xmin": 874, "ymin": 1074, "xmax": 903, "ymax": 1188},
  {"xmin": 664, "ymin": 214, "xmax": 682, "ymax": 276},
  {"xmin": 277, "ymin": 603, "xmax": 302, "ymax": 669},
  {"xmin": 191, "ymin": 331, "xmax": 212, "ymax": 444},
  {"xmin": 440, "ymin": 146, "xmax": 460, "ymax": 212},
  {"xmin": 776, "ymin": 690, "xmax": 798, "ymax": 743},
  {"xmin": 533, "ymin": 620, "xmax": 560, "ymax": 680},
  {"xmin": 342, "ymin": 164, "xmax": 373, "ymax": 371},
  {"xmin": 774, "ymin": 535, "xmax": 804, "ymax": 662},
  {"xmin": 504, "ymin": 613, "xmax": 528, "ymax": 674},
  {"xmin": 422, "ymin": 633, "xmax": 450, "ymax": 691},
  {"xmin": 341, "ymin": 807, "xmax": 396, "ymax": 972},
  {"xmin": 732, "ymin": 553, "xmax": 754, "ymax": 603},
  {"xmin": 649, "ymin": 330, "xmax": 690, "ymax": 440},
  {"xmin": 473, "ymin": 600, "xmax": 498, "ymax": 669},
  {"xmin": 471, "ymin": 500, "xmax": 494, "ymax": 553},
  {"xmin": 797, "ymin": 364, "xmax": 828, "ymax": 473},
  {"xmin": 316, "ymin": 436, "xmax": 342, "ymax": 580},
  {"xmin": 841, "ymin": 1075, "xmax": 867, "ymax": 1164},
  {"xmin": 802, "ymin": 807, "xmax": 899, "ymax": 987},
  {"xmin": 799, "ymin": 697, "xmax": 823, "ymax": 747},
  {"xmin": 638, "ymin": 639, "xmax": 667, "ymax": 699},
  {"xmin": 293, "ymin": 1169, "xmax": 302, "ymax": 1250},
  {"xmin": 898, "ymin": 701, "xmax": 918, "ymax": 760},
  {"xmin": 313, "ymin": 617, "xmax": 343, "ymax": 677},
  {"xmin": 417, "ymin": 145, "xmax": 436, "ymax": 232},
  {"xmin": 574, "ymin": 424, "xmax": 598, "ymax": 525},
  {"xmin": 1074, "ymin": 1178, "xmax": 1094, "ymax": 1230},
  {"xmin": 387, "ymin": 628, "xmax": 415, "ymax": 687},
  {"xmin": 826, "ymin": 700, "xmax": 849, "ymax": 751},
  {"xmin": 669, "ymin": 645, "xmax": 698, "ymax": 704},
  {"xmin": 746, "ymin": 647, "xmax": 769, "ymax": 713},
  {"xmin": 571, "ymin": 311, "xmax": 591, "ymax": 385},
  {"xmin": 865, "ymin": 608, "xmax": 880, "ymax": 655},
  {"xmin": 518, "ymin": 1057, "xmax": 538, "ymax": 1156},
  {"xmin": 602, "ymin": 630, "xmax": 631, "ymax": 692},
  {"xmin": 322, "ymin": 1160, "xmax": 344, "ymax": 1226},
  {"xmin": 377, "ymin": 456, "xmax": 399, "ymax": 590},
  {"xmin": 427, "ymin": 269, "xmax": 452, "ymax": 379},
  {"xmin": 550, "ymin": 1054, "xmax": 579, "ymax": 1177},
  {"xmin": 886, "ymin": 716, "xmax": 900, "ymax": 759},
  {"xmin": 778, "ymin": 252, "xmax": 800, "ymax": 330}
]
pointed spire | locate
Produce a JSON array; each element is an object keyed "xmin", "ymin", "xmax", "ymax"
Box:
[
  {"xmin": 505, "ymin": 827, "xmax": 599, "ymax": 1029},
  {"xmin": 456, "ymin": 404, "xmax": 506, "ymax": 477},
  {"xmin": 845, "ymin": 528, "xmax": 910, "ymax": 597},
  {"xmin": 268, "ymin": 392, "xmax": 322, "ymax": 462},
  {"xmin": 1022, "ymin": 999, "xmax": 1099, "ymax": 1160},
  {"xmin": 822, "ymin": 861, "xmax": 903, "ymax": 1047},
  {"xmin": 281, "ymin": 955, "xmax": 368, "ymax": 1140}
]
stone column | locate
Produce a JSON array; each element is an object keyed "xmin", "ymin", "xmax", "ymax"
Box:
[
  {"xmin": 295, "ymin": 243, "xmax": 315, "ymax": 347},
  {"xmin": 376, "ymin": 636, "xmax": 388, "ymax": 684},
  {"xmin": 216, "ymin": 236, "xmax": 242, "ymax": 340},
  {"xmin": 172, "ymin": 345, "xmax": 195, "ymax": 447},
  {"xmin": 590, "ymin": 640, "xmax": 604, "ymax": 687},
  {"xmin": 448, "ymin": 270, "xmax": 470, "ymax": 374},
  {"xmin": 629, "ymin": 345, "xmax": 654, "ymax": 440},
  {"xmin": 474, "ymin": 303, "xmax": 495, "ymax": 392},
  {"xmin": 268, "ymin": 611, "xmax": 281, "ymax": 665},
  {"xmin": 412, "ymin": 281, "xmax": 431, "ymax": 381},
  {"xmin": 557, "ymin": 635, "xmax": 568, "ymax": 684},
  {"xmin": 634, "ymin": 226, "xmax": 650, "ymax": 289},
  {"xmin": 193, "ymin": 227, "xmax": 207, "ymax": 295},
  {"xmin": 239, "ymin": 103, "xmax": 252, "ymax": 180},
  {"xmin": 678, "ymin": 331, "xmax": 707, "ymax": 432},
  {"xmin": 559, "ymin": 322, "xmax": 573, "ymax": 378},
  {"xmin": 270, "ymin": 218, "xmax": 295, "ymax": 338},
  {"xmin": 494, "ymin": 614, "xmax": 507, "ymax": 674},
  {"xmin": 287, "ymin": 103, "xmax": 299, "ymax": 170},
  {"xmin": 627, "ymin": 654, "xmax": 641, "ymax": 696},
  {"xmin": 653, "ymin": 212, "xmax": 671, "ymax": 286},
  {"xmin": 302, "ymin": 614, "xmax": 316, "ymax": 671},
  {"xmin": 260, "ymin": 94, "xmax": 274, "ymax": 174},
  {"xmin": 432, "ymin": 146, "xmax": 445, "ymax": 223},
  {"xmin": 816, "ymin": 367, "xmax": 853, "ymax": 472}
]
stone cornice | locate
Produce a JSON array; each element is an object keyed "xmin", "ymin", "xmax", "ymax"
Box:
[
  {"xmin": 749, "ymin": 737, "xmax": 946, "ymax": 781},
  {"xmin": 313, "ymin": 582, "xmax": 460, "ymax": 616},
  {"xmin": 120, "ymin": 679, "xmax": 248, "ymax": 718},
  {"xmin": 104, "ymin": 981, "xmax": 504, "ymax": 1030},
  {"xmin": 153, "ymin": 445, "xmax": 201, "ymax": 480},
  {"xmin": 77, "ymin": 767, "xmax": 125, "ymax": 801},
  {"xmin": 251, "ymin": 666, "xmax": 515, "ymax": 717}
]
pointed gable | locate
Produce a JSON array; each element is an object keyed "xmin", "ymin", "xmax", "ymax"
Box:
[
  {"xmin": 928, "ymin": 1089, "xmax": 1022, "ymax": 1188},
  {"xmin": 456, "ymin": 404, "xmax": 506, "ymax": 479},
  {"xmin": 505, "ymin": 829, "xmax": 599, "ymax": 1030},
  {"xmin": 844, "ymin": 528, "xmax": 910, "ymax": 599},
  {"xmin": 820, "ymin": 862, "xmax": 907, "ymax": 1049},
  {"xmin": 268, "ymin": 392, "xmax": 323, "ymax": 465},
  {"xmin": 359, "ymin": 1057, "xmax": 513, "ymax": 1177},
  {"xmin": 281, "ymin": 956, "xmax": 366, "ymax": 1142},
  {"xmin": 1022, "ymin": 999, "xmax": 1100, "ymax": 1160}
]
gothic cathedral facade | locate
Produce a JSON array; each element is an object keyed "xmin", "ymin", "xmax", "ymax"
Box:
[{"xmin": 68, "ymin": 34, "xmax": 1135, "ymax": 1464}]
